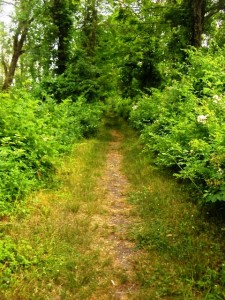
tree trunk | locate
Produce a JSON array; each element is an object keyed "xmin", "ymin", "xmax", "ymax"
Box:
[
  {"xmin": 191, "ymin": 0, "xmax": 205, "ymax": 47},
  {"xmin": 83, "ymin": 0, "xmax": 98, "ymax": 57},
  {"xmin": 52, "ymin": 0, "xmax": 73, "ymax": 75},
  {"xmin": 2, "ymin": 21, "xmax": 30, "ymax": 90}
]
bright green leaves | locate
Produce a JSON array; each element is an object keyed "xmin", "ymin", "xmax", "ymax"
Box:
[
  {"xmin": 128, "ymin": 47, "xmax": 225, "ymax": 204},
  {"xmin": 0, "ymin": 90, "xmax": 103, "ymax": 216},
  {"xmin": 0, "ymin": 236, "xmax": 39, "ymax": 287}
]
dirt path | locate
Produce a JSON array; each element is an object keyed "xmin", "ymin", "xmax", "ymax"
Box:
[
  {"xmin": 3, "ymin": 123, "xmax": 223, "ymax": 300},
  {"xmin": 91, "ymin": 130, "xmax": 141, "ymax": 299},
  {"xmin": 0, "ymin": 127, "xmax": 144, "ymax": 300}
]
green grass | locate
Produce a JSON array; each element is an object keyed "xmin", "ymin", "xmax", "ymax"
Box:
[
  {"xmin": 0, "ymin": 124, "xmax": 112, "ymax": 300},
  {"xmin": 119, "ymin": 120, "xmax": 225, "ymax": 299},
  {"xmin": 2, "ymin": 116, "xmax": 225, "ymax": 299}
]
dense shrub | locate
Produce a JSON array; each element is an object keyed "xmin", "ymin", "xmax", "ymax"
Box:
[
  {"xmin": 129, "ymin": 48, "xmax": 225, "ymax": 203},
  {"xmin": 38, "ymin": 54, "xmax": 101, "ymax": 102},
  {"xmin": 110, "ymin": 96, "xmax": 133, "ymax": 119},
  {"xmin": 0, "ymin": 90, "xmax": 103, "ymax": 215}
]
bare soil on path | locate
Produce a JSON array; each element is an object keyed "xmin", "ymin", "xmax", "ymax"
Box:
[{"xmin": 91, "ymin": 130, "xmax": 142, "ymax": 300}]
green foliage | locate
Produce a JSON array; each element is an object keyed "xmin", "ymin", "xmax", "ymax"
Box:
[
  {"xmin": 0, "ymin": 125, "xmax": 111, "ymax": 299},
  {"xmin": 110, "ymin": 96, "xmax": 133, "ymax": 120},
  {"xmin": 50, "ymin": 0, "xmax": 75, "ymax": 74},
  {"xmin": 129, "ymin": 48, "xmax": 225, "ymax": 203},
  {"xmin": 121, "ymin": 121, "xmax": 225, "ymax": 299},
  {"xmin": 0, "ymin": 89, "xmax": 103, "ymax": 215},
  {"xmin": 110, "ymin": 4, "xmax": 163, "ymax": 98},
  {"xmin": 0, "ymin": 236, "xmax": 42, "ymax": 287},
  {"xmin": 39, "ymin": 52, "xmax": 101, "ymax": 102}
]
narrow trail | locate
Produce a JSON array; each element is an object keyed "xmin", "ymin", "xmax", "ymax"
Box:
[
  {"xmin": 2, "ymin": 122, "xmax": 224, "ymax": 300},
  {"xmin": 0, "ymin": 125, "xmax": 147, "ymax": 300},
  {"xmin": 91, "ymin": 130, "xmax": 142, "ymax": 299}
]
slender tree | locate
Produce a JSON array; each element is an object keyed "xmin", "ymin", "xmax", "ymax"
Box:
[
  {"xmin": 81, "ymin": 0, "xmax": 98, "ymax": 57},
  {"xmin": 1, "ymin": 0, "xmax": 34, "ymax": 90}
]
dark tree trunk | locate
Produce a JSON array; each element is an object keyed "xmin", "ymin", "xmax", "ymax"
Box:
[
  {"xmin": 191, "ymin": 0, "xmax": 206, "ymax": 47},
  {"xmin": 2, "ymin": 20, "xmax": 31, "ymax": 90},
  {"xmin": 52, "ymin": 0, "xmax": 72, "ymax": 75},
  {"xmin": 83, "ymin": 0, "xmax": 98, "ymax": 57}
]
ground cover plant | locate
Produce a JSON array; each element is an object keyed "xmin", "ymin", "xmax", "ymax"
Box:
[{"xmin": 2, "ymin": 115, "xmax": 225, "ymax": 299}]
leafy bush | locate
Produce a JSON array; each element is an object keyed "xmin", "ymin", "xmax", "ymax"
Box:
[
  {"xmin": 38, "ymin": 53, "xmax": 102, "ymax": 102},
  {"xmin": 0, "ymin": 90, "xmax": 103, "ymax": 215},
  {"xmin": 111, "ymin": 96, "xmax": 133, "ymax": 119},
  {"xmin": 129, "ymin": 90, "xmax": 163, "ymax": 130},
  {"xmin": 129, "ymin": 48, "xmax": 225, "ymax": 203}
]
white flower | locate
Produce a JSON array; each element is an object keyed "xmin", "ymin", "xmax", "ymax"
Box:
[
  {"xmin": 197, "ymin": 115, "xmax": 208, "ymax": 124},
  {"xmin": 213, "ymin": 94, "xmax": 221, "ymax": 103},
  {"xmin": 218, "ymin": 168, "xmax": 223, "ymax": 175},
  {"xmin": 132, "ymin": 105, "xmax": 138, "ymax": 110}
]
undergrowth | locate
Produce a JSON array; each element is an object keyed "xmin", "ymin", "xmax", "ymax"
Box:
[
  {"xmin": 112, "ymin": 48, "xmax": 225, "ymax": 205},
  {"xmin": 0, "ymin": 125, "xmax": 110, "ymax": 299},
  {"xmin": 0, "ymin": 88, "xmax": 104, "ymax": 298},
  {"xmin": 0, "ymin": 89, "xmax": 103, "ymax": 216}
]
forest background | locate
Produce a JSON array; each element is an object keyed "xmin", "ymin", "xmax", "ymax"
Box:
[
  {"xmin": 0, "ymin": 0, "xmax": 225, "ymax": 297},
  {"xmin": 0, "ymin": 0, "xmax": 225, "ymax": 228}
]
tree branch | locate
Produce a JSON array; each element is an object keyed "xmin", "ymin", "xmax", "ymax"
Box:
[{"xmin": 205, "ymin": 1, "xmax": 225, "ymax": 20}]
